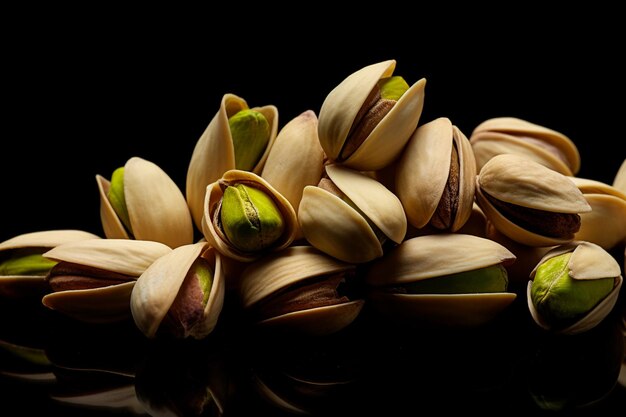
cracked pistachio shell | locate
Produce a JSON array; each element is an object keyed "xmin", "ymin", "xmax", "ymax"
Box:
[
  {"xmin": 97, "ymin": 157, "xmax": 193, "ymax": 249},
  {"xmin": 528, "ymin": 241, "xmax": 623, "ymax": 335},
  {"xmin": 261, "ymin": 110, "xmax": 325, "ymax": 214},
  {"xmin": 470, "ymin": 117, "xmax": 580, "ymax": 175},
  {"xmin": 239, "ymin": 246, "xmax": 363, "ymax": 335},
  {"xmin": 367, "ymin": 234, "xmax": 517, "ymax": 326},
  {"xmin": 318, "ymin": 60, "xmax": 426, "ymax": 171},
  {"xmin": 299, "ymin": 165, "xmax": 407, "ymax": 263},
  {"xmin": 187, "ymin": 94, "xmax": 278, "ymax": 228},
  {"xmin": 614, "ymin": 159, "xmax": 626, "ymax": 194},
  {"xmin": 476, "ymin": 154, "xmax": 591, "ymax": 246},
  {"xmin": 570, "ymin": 177, "xmax": 626, "ymax": 249},
  {"xmin": 131, "ymin": 242, "xmax": 225, "ymax": 339},
  {"xmin": 396, "ymin": 117, "xmax": 476, "ymax": 231},
  {"xmin": 42, "ymin": 239, "xmax": 171, "ymax": 323},
  {"xmin": 0, "ymin": 230, "xmax": 100, "ymax": 298},
  {"xmin": 202, "ymin": 170, "xmax": 297, "ymax": 262},
  {"xmin": 50, "ymin": 385, "xmax": 144, "ymax": 415}
]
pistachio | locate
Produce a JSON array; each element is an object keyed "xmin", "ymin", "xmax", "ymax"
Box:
[
  {"xmin": 220, "ymin": 184, "xmax": 285, "ymax": 252},
  {"xmin": 229, "ymin": 109, "xmax": 271, "ymax": 171},
  {"xmin": 318, "ymin": 60, "xmax": 426, "ymax": 170},
  {"xmin": 162, "ymin": 258, "xmax": 213, "ymax": 338},
  {"xmin": 46, "ymin": 262, "xmax": 135, "ymax": 291},
  {"xmin": 97, "ymin": 157, "xmax": 193, "ymax": 248},
  {"xmin": 531, "ymin": 252, "xmax": 614, "ymax": 325},
  {"xmin": 0, "ymin": 254, "xmax": 57, "ymax": 276},
  {"xmin": 614, "ymin": 159, "xmax": 626, "ymax": 194},
  {"xmin": 396, "ymin": 118, "xmax": 476, "ymax": 232},
  {"xmin": 131, "ymin": 242, "xmax": 225, "ymax": 339},
  {"xmin": 340, "ymin": 76, "xmax": 409, "ymax": 160},
  {"xmin": 401, "ymin": 264, "xmax": 508, "ymax": 294},
  {"xmin": 202, "ymin": 170, "xmax": 298, "ymax": 262},
  {"xmin": 107, "ymin": 167, "xmax": 132, "ymax": 234},
  {"xmin": 527, "ymin": 241, "xmax": 623, "ymax": 334}
]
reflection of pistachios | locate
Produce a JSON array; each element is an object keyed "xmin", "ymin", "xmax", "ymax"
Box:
[
  {"xmin": 107, "ymin": 167, "xmax": 132, "ymax": 233},
  {"xmin": 229, "ymin": 109, "xmax": 270, "ymax": 171},
  {"xmin": 220, "ymin": 184, "xmax": 285, "ymax": 252},
  {"xmin": 0, "ymin": 254, "xmax": 56, "ymax": 276},
  {"xmin": 531, "ymin": 252, "xmax": 614, "ymax": 324}
]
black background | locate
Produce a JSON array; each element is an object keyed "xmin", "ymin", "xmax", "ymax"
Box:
[{"xmin": 2, "ymin": 19, "xmax": 625, "ymax": 242}]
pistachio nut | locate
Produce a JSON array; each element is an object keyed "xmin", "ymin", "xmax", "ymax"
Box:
[
  {"xmin": 187, "ymin": 94, "xmax": 278, "ymax": 228},
  {"xmin": 49, "ymin": 385, "xmax": 145, "ymax": 415},
  {"xmin": 42, "ymin": 239, "xmax": 171, "ymax": 323},
  {"xmin": 470, "ymin": 117, "xmax": 580, "ymax": 176},
  {"xmin": 131, "ymin": 242, "xmax": 225, "ymax": 339},
  {"xmin": 97, "ymin": 157, "xmax": 193, "ymax": 249},
  {"xmin": 0, "ymin": 230, "xmax": 100, "ymax": 298},
  {"xmin": 396, "ymin": 117, "xmax": 476, "ymax": 231},
  {"xmin": 318, "ymin": 60, "xmax": 426, "ymax": 171},
  {"xmin": 528, "ymin": 241, "xmax": 623, "ymax": 335},
  {"xmin": 570, "ymin": 177, "xmax": 626, "ymax": 249},
  {"xmin": 367, "ymin": 234, "xmax": 517, "ymax": 327},
  {"xmin": 239, "ymin": 246, "xmax": 364, "ymax": 335},
  {"xmin": 261, "ymin": 110, "xmax": 325, "ymax": 215},
  {"xmin": 614, "ymin": 158, "xmax": 626, "ymax": 194},
  {"xmin": 299, "ymin": 164, "xmax": 407, "ymax": 263},
  {"xmin": 202, "ymin": 170, "xmax": 297, "ymax": 262},
  {"xmin": 476, "ymin": 154, "xmax": 591, "ymax": 246}
]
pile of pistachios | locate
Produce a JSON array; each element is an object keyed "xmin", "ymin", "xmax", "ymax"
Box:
[{"xmin": 1, "ymin": 60, "xmax": 625, "ymax": 338}]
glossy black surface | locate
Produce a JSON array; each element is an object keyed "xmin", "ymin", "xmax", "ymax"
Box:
[{"xmin": 1, "ymin": 284, "xmax": 625, "ymax": 416}]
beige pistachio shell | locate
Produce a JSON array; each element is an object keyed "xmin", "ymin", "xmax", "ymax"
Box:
[
  {"xmin": 261, "ymin": 110, "xmax": 325, "ymax": 214},
  {"xmin": 44, "ymin": 239, "xmax": 171, "ymax": 276},
  {"xmin": 97, "ymin": 157, "xmax": 194, "ymax": 248},
  {"xmin": 614, "ymin": 159, "xmax": 626, "ymax": 194},
  {"xmin": 478, "ymin": 154, "xmax": 589, "ymax": 212},
  {"xmin": 0, "ymin": 230, "xmax": 100, "ymax": 252},
  {"xmin": 471, "ymin": 117, "xmax": 580, "ymax": 175},
  {"xmin": 42, "ymin": 282, "xmax": 136, "ymax": 323},
  {"xmin": 318, "ymin": 60, "xmax": 426, "ymax": 171},
  {"xmin": 571, "ymin": 177, "xmax": 626, "ymax": 249},
  {"xmin": 240, "ymin": 246, "xmax": 354, "ymax": 308},
  {"xmin": 239, "ymin": 246, "xmax": 362, "ymax": 335},
  {"xmin": 96, "ymin": 175, "xmax": 129, "ymax": 240},
  {"xmin": 187, "ymin": 94, "xmax": 278, "ymax": 228},
  {"xmin": 259, "ymin": 301, "xmax": 365, "ymax": 336},
  {"xmin": 367, "ymin": 234, "xmax": 515, "ymax": 286},
  {"xmin": 50, "ymin": 385, "xmax": 144, "ymax": 414},
  {"xmin": 131, "ymin": 242, "xmax": 225, "ymax": 339},
  {"xmin": 299, "ymin": 166, "xmax": 406, "ymax": 263},
  {"xmin": 202, "ymin": 170, "xmax": 298, "ymax": 262},
  {"xmin": 0, "ymin": 230, "xmax": 100, "ymax": 298},
  {"xmin": 396, "ymin": 117, "xmax": 476, "ymax": 231},
  {"xmin": 527, "ymin": 241, "xmax": 623, "ymax": 335}
]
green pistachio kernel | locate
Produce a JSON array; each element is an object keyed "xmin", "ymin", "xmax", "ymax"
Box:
[
  {"xmin": 229, "ymin": 109, "xmax": 270, "ymax": 171},
  {"xmin": 220, "ymin": 184, "xmax": 285, "ymax": 252},
  {"xmin": 404, "ymin": 264, "xmax": 508, "ymax": 294},
  {"xmin": 0, "ymin": 254, "xmax": 57, "ymax": 276},
  {"xmin": 531, "ymin": 252, "xmax": 614, "ymax": 324},
  {"xmin": 108, "ymin": 167, "xmax": 133, "ymax": 233},
  {"xmin": 378, "ymin": 76, "xmax": 410, "ymax": 101}
]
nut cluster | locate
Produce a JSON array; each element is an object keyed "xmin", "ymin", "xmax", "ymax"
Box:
[{"xmin": 1, "ymin": 59, "xmax": 624, "ymax": 339}]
